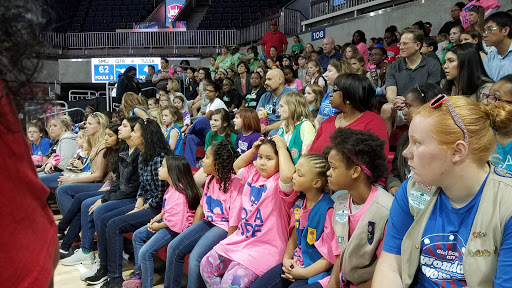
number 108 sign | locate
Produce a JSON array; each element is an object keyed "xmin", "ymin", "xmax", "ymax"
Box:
[{"xmin": 311, "ymin": 29, "xmax": 326, "ymax": 41}]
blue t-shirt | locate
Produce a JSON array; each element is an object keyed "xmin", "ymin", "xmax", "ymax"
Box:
[
  {"xmin": 318, "ymin": 92, "xmax": 339, "ymax": 121},
  {"xmin": 257, "ymin": 87, "xmax": 293, "ymax": 125},
  {"xmin": 165, "ymin": 124, "xmax": 183, "ymax": 156},
  {"xmin": 383, "ymin": 175, "xmax": 512, "ymax": 287},
  {"xmin": 490, "ymin": 141, "xmax": 512, "ymax": 172},
  {"xmin": 82, "ymin": 156, "xmax": 91, "ymax": 172},
  {"xmin": 30, "ymin": 137, "xmax": 53, "ymax": 156}
]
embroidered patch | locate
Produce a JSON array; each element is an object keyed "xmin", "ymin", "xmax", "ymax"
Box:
[
  {"xmin": 495, "ymin": 166, "xmax": 512, "ymax": 178},
  {"xmin": 291, "ymin": 148, "xmax": 299, "ymax": 159},
  {"xmin": 338, "ymin": 236, "xmax": 345, "ymax": 244},
  {"xmin": 335, "ymin": 209, "xmax": 349, "ymax": 223},
  {"xmin": 307, "ymin": 227, "xmax": 316, "ymax": 245},
  {"xmin": 367, "ymin": 221, "xmax": 375, "ymax": 245},
  {"xmin": 408, "ymin": 190, "xmax": 431, "ymax": 209},
  {"xmin": 294, "ymin": 207, "xmax": 301, "ymax": 228}
]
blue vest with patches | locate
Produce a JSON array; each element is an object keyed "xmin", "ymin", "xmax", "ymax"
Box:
[{"xmin": 293, "ymin": 193, "xmax": 334, "ymax": 283}]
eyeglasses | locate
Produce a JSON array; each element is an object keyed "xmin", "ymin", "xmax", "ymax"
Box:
[
  {"xmin": 482, "ymin": 27, "xmax": 501, "ymax": 34},
  {"xmin": 417, "ymin": 85, "xmax": 426, "ymax": 103},
  {"xmin": 272, "ymin": 99, "xmax": 277, "ymax": 114},
  {"xmin": 430, "ymin": 94, "xmax": 469, "ymax": 147},
  {"xmin": 482, "ymin": 93, "xmax": 512, "ymax": 105}
]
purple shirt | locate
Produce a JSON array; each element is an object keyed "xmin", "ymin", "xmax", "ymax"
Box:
[{"xmin": 235, "ymin": 132, "xmax": 261, "ymax": 155}]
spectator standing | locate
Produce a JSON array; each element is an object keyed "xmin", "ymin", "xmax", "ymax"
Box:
[
  {"xmin": 115, "ymin": 66, "xmax": 141, "ymax": 104},
  {"xmin": 231, "ymin": 46, "xmax": 242, "ymax": 68},
  {"xmin": 352, "ymin": 30, "xmax": 369, "ymax": 68},
  {"xmin": 290, "ymin": 35, "xmax": 304, "ymax": 56},
  {"xmin": 260, "ymin": 21, "xmax": 288, "ymax": 58},
  {"xmin": 438, "ymin": 2, "xmax": 465, "ymax": 35},
  {"xmin": 316, "ymin": 37, "xmax": 343, "ymax": 72},
  {"xmin": 153, "ymin": 58, "xmax": 172, "ymax": 91},
  {"xmin": 483, "ymin": 12, "xmax": 512, "ymax": 81}
]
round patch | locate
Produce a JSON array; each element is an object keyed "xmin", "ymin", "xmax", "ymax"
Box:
[
  {"xmin": 409, "ymin": 190, "xmax": 431, "ymax": 209},
  {"xmin": 335, "ymin": 209, "xmax": 349, "ymax": 223},
  {"xmin": 291, "ymin": 148, "xmax": 299, "ymax": 159},
  {"xmin": 495, "ymin": 166, "xmax": 512, "ymax": 178}
]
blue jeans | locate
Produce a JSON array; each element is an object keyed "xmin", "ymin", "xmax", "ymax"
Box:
[
  {"xmin": 251, "ymin": 264, "xmax": 323, "ymax": 288},
  {"xmin": 38, "ymin": 171, "xmax": 63, "ymax": 190},
  {"xmin": 184, "ymin": 117, "xmax": 211, "ymax": 166},
  {"xmin": 164, "ymin": 220, "xmax": 227, "ymax": 288},
  {"xmin": 56, "ymin": 182, "xmax": 104, "ymax": 215},
  {"xmin": 133, "ymin": 225, "xmax": 179, "ymax": 288},
  {"xmin": 105, "ymin": 207, "xmax": 160, "ymax": 280},
  {"xmin": 57, "ymin": 191, "xmax": 103, "ymax": 251},
  {"xmin": 94, "ymin": 199, "xmax": 136, "ymax": 266}
]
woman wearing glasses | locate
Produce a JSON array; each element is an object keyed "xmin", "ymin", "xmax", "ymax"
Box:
[
  {"xmin": 482, "ymin": 74, "xmax": 512, "ymax": 172},
  {"xmin": 442, "ymin": 42, "xmax": 494, "ymax": 102},
  {"xmin": 373, "ymin": 95, "xmax": 512, "ymax": 287}
]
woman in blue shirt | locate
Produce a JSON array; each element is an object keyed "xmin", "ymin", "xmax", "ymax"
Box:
[{"xmin": 28, "ymin": 120, "xmax": 52, "ymax": 167}]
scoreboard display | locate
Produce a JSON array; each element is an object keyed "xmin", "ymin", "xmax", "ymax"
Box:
[{"xmin": 91, "ymin": 57, "xmax": 161, "ymax": 83}]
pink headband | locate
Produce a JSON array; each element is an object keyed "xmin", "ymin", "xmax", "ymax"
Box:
[{"xmin": 346, "ymin": 153, "xmax": 373, "ymax": 178}]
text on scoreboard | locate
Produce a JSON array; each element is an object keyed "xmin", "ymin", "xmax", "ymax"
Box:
[{"xmin": 91, "ymin": 58, "xmax": 161, "ymax": 83}]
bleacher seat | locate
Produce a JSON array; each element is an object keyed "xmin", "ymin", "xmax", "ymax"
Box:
[
  {"xmin": 144, "ymin": 5, "xmax": 153, "ymax": 11},
  {"xmin": 122, "ymin": 16, "xmax": 131, "ymax": 23},
  {"xmin": 130, "ymin": 10, "xmax": 138, "ymax": 17},
  {"xmin": 104, "ymin": 11, "xmax": 113, "ymax": 17},
  {"xmin": 121, "ymin": 11, "xmax": 129, "ymax": 17},
  {"xmin": 138, "ymin": 10, "xmax": 146, "ymax": 17},
  {"xmin": 84, "ymin": 24, "xmax": 92, "ymax": 31},
  {"xmin": 223, "ymin": 14, "xmax": 232, "ymax": 21}
]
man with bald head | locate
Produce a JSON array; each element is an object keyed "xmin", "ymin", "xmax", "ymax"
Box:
[
  {"xmin": 317, "ymin": 36, "xmax": 343, "ymax": 72},
  {"xmin": 257, "ymin": 69, "xmax": 292, "ymax": 135}
]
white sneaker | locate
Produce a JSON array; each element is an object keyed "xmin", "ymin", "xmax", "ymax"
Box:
[
  {"xmin": 60, "ymin": 248, "xmax": 95, "ymax": 266},
  {"xmin": 80, "ymin": 259, "xmax": 100, "ymax": 281}
]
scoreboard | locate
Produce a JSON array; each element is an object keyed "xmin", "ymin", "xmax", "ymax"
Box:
[{"xmin": 91, "ymin": 57, "xmax": 161, "ymax": 83}]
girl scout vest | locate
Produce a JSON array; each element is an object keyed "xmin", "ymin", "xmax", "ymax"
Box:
[
  {"xmin": 332, "ymin": 186, "xmax": 393, "ymax": 286},
  {"xmin": 293, "ymin": 193, "xmax": 335, "ymax": 284},
  {"xmin": 278, "ymin": 119, "xmax": 311, "ymax": 164},
  {"xmin": 401, "ymin": 165, "xmax": 512, "ymax": 287}
]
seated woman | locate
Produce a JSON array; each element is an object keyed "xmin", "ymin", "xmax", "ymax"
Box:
[
  {"xmin": 373, "ymin": 96, "xmax": 512, "ymax": 287},
  {"xmin": 441, "ymin": 42, "xmax": 494, "ymax": 102},
  {"xmin": 38, "ymin": 116, "xmax": 78, "ymax": 190},
  {"xmin": 27, "ymin": 120, "xmax": 52, "ymax": 169}
]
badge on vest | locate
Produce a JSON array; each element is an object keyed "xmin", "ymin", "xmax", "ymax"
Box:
[
  {"xmin": 495, "ymin": 166, "xmax": 512, "ymax": 178},
  {"xmin": 367, "ymin": 221, "xmax": 375, "ymax": 245},
  {"xmin": 338, "ymin": 236, "xmax": 345, "ymax": 244},
  {"xmin": 294, "ymin": 207, "xmax": 301, "ymax": 228},
  {"xmin": 408, "ymin": 190, "xmax": 431, "ymax": 209},
  {"xmin": 335, "ymin": 209, "xmax": 349, "ymax": 223},
  {"xmin": 307, "ymin": 227, "xmax": 317, "ymax": 245}
]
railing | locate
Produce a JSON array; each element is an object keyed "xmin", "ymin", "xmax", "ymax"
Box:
[
  {"xmin": 69, "ymin": 90, "xmax": 99, "ymax": 101},
  {"xmin": 41, "ymin": 30, "xmax": 238, "ymax": 49},
  {"xmin": 310, "ymin": 0, "xmax": 391, "ymax": 19}
]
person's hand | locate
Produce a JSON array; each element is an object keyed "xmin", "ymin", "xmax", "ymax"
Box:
[
  {"xmin": 251, "ymin": 136, "xmax": 266, "ymax": 151},
  {"xmin": 44, "ymin": 163, "xmax": 54, "ymax": 174},
  {"xmin": 281, "ymin": 258, "xmax": 306, "ymax": 281},
  {"xmin": 148, "ymin": 222, "xmax": 163, "ymax": 233},
  {"xmin": 261, "ymin": 124, "xmax": 267, "ymax": 134},
  {"xmin": 281, "ymin": 258, "xmax": 295, "ymax": 281},
  {"xmin": 58, "ymin": 176, "xmax": 74, "ymax": 186},
  {"xmin": 127, "ymin": 206, "xmax": 143, "ymax": 214},
  {"xmin": 271, "ymin": 135, "xmax": 288, "ymax": 152},
  {"xmin": 88, "ymin": 199, "xmax": 102, "ymax": 214},
  {"xmin": 393, "ymin": 96, "xmax": 405, "ymax": 110},
  {"xmin": 149, "ymin": 214, "xmax": 162, "ymax": 227},
  {"xmin": 133, "ymin": 78, "xmax": 139, "ymax": 83},
  {"xmin": 389, "ymin": 186, "xmax": 399, "ymax": 196}
]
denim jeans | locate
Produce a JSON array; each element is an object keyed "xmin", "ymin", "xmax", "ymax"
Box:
[
  {"xmin": 183, "ymin": 117, "xmax": 210, "ymax": 167},
  {"xmin": 105, "ymin": 207, "xmax": 160, "ymax": 280},
  {"xmin": 56, "ymin": 182, "xmax": 104, "ymax": 215},
  {"xmin": 58, "ymin": 191, "xmax": 103, "ymax": 251},
  {"xmin": 251, "ymin": 264, "xmax": 323, "ymax": 288},
  {"xmin": 164, "ymin": 220, "xmax": 227, "ymax": 288},
  {"xmin": 38, "ymin": 171, "xmax": 63, "ymax": 190},
  {"xmin": 94, "ymin": 199, "xmax": 136, "ymax": 266},
  {"xmin": 133, "ymin": 225, "xmax": 178, "ymax": 288}
]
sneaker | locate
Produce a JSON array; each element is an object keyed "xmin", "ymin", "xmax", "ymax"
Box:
[
  {"xmin": 80, "ymin": 259, "xmax": 101, "ymax": 281},
  {"xmin": 101, "ymin": 278, "xmax": 123, "ymax": 288},
  {"xmin": 85, "ymin": 265, "xmax": 108, "ymax": 285},
  {"xmin": 122, "ymin": 271, "xmax": 142, "ymax": 288},
  {"xmin": 60, "ymin": 248, "xmax": 95, "ymax": 266},
  {"xmin": 59, "ymin": 246, "xmax": 76, "ymax": 260}
]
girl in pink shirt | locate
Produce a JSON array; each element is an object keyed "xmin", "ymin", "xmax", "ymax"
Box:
[
  {"xmin": 325, "ymin": 128, "xmax": 393, "ymax": 288},
  {"xmin": 252, "ymin": 153, "xmax": 339, "ymax": 287},
  {"xmin": 200, "ymin": 136, "xmax": 299, "ymax": 287},
  {"xmin": 124, "ymin": 155, "xmax": 201, "ymax": 288},
  {"xmin": 163, "ymin": 140, "xmax": 243, "ymax": 288}
]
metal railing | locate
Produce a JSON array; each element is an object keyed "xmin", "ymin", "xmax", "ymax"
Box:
[
  {"xmin": 310, "ymin": 0, "xmax": 391, "ymax": 19},
  {"xmin": 69, "ymin": 90, "xmax": 99, "ymax": 101},
  {"xmin": 41, "ymin": 30, "xmax": 238, "ymax": 49},
  {"xmin": 40, "ymin": 108, "xmax": 86, "ymax": 127}
]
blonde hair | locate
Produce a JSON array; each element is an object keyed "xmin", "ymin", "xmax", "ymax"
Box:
[
  {"xmin": 299, "ymin": 153, "xmax": 330, "ymax": 192},
  {"xmin": 121, "ymin": 92, "xmax": 149, "ymax": 116},
  {"xmin": 340, "ymin": 58, "xmax": 355, "ymax": 74},
  {"xmin": 305, "ymin": 84, "xmax": 324, "ymax": 109},
  {"xmin": 148, "ymin": 109, "xmax": 164, "ymax": 129},
  {"xmin": 83, "ymin": 135, "xmax": 92, "ymax": 156},
  {"xmin": 280, "ymin": 92, "xmax": 312, "ymax": 133},
  {"xmin": 87, "ymin": 112, "xmax": 108, "ymax": 150},
  {"xmin": 414, "ymin": 96, "xmax": 496, "ymax": 165},
  {"xmin": 168, "ymin": 80, "xmax": 180, "ymax": 92},
  {"xmin": 345, "ymin": 45, "xmax": 361, "ymax": 59},
  {"xmin": 489, "ymin": 102, "xmax": 512, "ymax": 138},
  {"xmin": 49, "ymin": 116, "xmax": 72, "ymax": 132}
]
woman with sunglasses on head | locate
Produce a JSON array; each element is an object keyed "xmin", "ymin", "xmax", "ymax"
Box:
[
  {"xmin": 481, "ymin": 74, "xmax": 512, "ymax": 172},
  {"xmin": 385, "ymin": 83, "xmax": 443, "ymax": 196},
  {"xmin": 442, "ymin": 42, "xmax": 494, "ymax": 102},
  {"xmin": 373, "ymin": 95, "xmax": 512, "ymax": 287}
]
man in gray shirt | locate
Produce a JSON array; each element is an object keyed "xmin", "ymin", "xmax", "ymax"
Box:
[
  {"xmin": 381, "ymin": 28, "xmax": 442, "ymax": 134},
  {"xmin": 144, "ymin": 65, "xmax": 155, "ymax": 82}
]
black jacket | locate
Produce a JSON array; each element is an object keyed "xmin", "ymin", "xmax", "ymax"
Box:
[
  {"xmin": 116, "ymin": 74, "xmax": 141, "ymax": 102},
  {"xmin": 101, "ymin": 147, "xmax": 141, "ymax": 203}
]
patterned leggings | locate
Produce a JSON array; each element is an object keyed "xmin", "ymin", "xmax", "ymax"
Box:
[{"xmin": 200, "ymin": 249, "xmax": 259, "ymax": 287}]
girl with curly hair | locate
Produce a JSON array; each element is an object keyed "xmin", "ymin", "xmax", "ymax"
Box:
[
  {"xmin": 325, "ymin": 128, "xmax": 392, "ymax": 288},
  {"xmin": 163, "ymin": 140, "xmax": 244, "ymax": 288}
]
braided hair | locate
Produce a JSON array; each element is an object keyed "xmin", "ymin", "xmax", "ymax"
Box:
[{"xmin": 206, "ymin": 139, "xmax": 240, "ymax": 193}]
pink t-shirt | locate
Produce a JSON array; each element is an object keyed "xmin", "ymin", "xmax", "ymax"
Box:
[
  {"xmin": 162, "ymin": 187, "xmax": 196, "ymax": 233},
  {"xmin": 335, "ymin": 186, "xmax": 385, "ymax": 288},
  {"xmin": 285, "ymin": 78, "xmax": 304, "ymax": 92},
  {"xmin": 291, "ymin": 195, "xmax": 341, "ymax": 287},
  {"xmin": 200, "ymin": 175, "xmax": 244, "ymax": 231},
  {"xmin": 356, "ymin": 42, "xmax": 369, "ymax": 69},
  {"xmin": 214, "ymin": 164, "xmax": 299, "ymax": 276}
]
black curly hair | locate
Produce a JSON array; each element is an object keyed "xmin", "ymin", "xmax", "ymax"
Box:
[
  {"xmin": 206, "ymin": 139, "xmax": 240, "ymax": 194},
  {"xmin": 164, "ymin": 155, "xmax": 201, "ymax": 211},
  {"xmin": 329, "ymin": 128, "xmax": 388, "ymax": 183},
  {"xmin": 137, "ymin": 118, "xmax": 172, "ymax": 165}
]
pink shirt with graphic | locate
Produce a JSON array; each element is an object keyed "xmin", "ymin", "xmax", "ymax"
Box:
[
  {"xmin": 290, "ymin": 194, "xmax": 341, "ymax": 287},
  {"xmin": 213, "ymin": 164, "xmax": 299, "ymax": 276},
  {"xmin": 200, "ymin": 175, "xmax": 244, "ymax": 231},
  {"xmin": 162, "ymin": 187, "xmax": 196, "ymax": 233}
]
